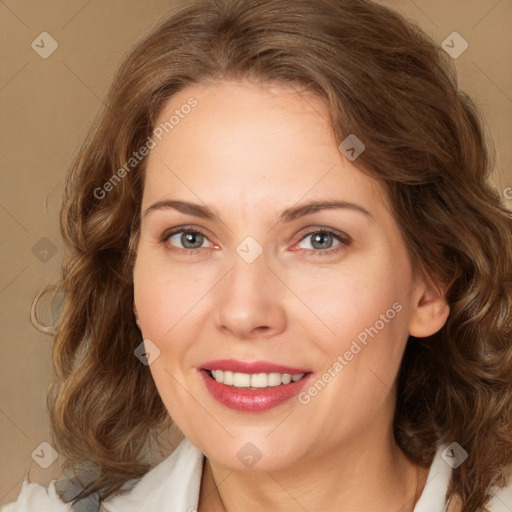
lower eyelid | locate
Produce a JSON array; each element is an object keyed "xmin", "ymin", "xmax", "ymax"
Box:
[
  {"xmin": 165, "ymin": 230, "xmax": 213, "ymax": 249},
  {"xmin": 295, "ymin": 231, "xmax": 350, "ymax": 253},
  {"xmin": 163, "ymin": 229, "xmax": 350, "ymax": 253}
]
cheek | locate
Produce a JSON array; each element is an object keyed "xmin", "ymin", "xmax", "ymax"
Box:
[
  {"xmin": 297, "ymin": 256, "xmax": 412, "ymax": 411},
  {"xmin": 291, "ymin": 259, "xmax": 409, "ymax": 353},
  {"xmin": 296, "ymin": 278, "xmax": 409, "ymax": 439},
  {"xmin": 133, "ymin": 256, "xmax": 198, "ymax": 415},
  {"xmin": 133, "ymin": 250, "xmax": 207, "ymax": 338}
]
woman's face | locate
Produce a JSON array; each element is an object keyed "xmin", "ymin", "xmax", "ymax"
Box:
[{"xmin": 133, "ymin": 79, "xmax": 447, "ymax": 471}]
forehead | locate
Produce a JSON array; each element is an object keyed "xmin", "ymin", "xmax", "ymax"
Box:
[{"xmin": 143, "ymin": 79, "xmax": 387, "ymax": 215}]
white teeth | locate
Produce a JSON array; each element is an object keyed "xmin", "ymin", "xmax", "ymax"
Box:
[
  {"xmin": 250, "ymin": 373, "xmax": 268, "ymax": 388},
  {"xmin": 267, "ymin": 373, "xmax": 282, "ymax": 386},
  {"xmin": 208, "ymin": 370, "xmax": 305, "ymax": 388},
  {"xmin": 233, "ymin": 372, "xmax": 251, "ymax": 387}
]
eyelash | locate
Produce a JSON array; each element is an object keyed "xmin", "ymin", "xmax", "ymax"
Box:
[{"xmin": 160, "ymin": 226, "xmax": 352, "ymax": 257}]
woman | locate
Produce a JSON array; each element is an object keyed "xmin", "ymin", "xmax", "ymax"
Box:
[{"xmin": 3, "ymin": 0, "xmax": 512, "ymax": 511}]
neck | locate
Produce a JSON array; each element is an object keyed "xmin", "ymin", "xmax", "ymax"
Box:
[{"xmin": 198, "ymin": 413, "xmax": 429, "ymax": 512}]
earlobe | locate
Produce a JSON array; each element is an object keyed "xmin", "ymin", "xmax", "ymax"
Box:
[
  {"xmin": 408, "ymin": 271, "xmax": 450, "ymax": 338},
  {"xmin": 133, "ymin": 302, "xmax": 140, "ymax": 328}
]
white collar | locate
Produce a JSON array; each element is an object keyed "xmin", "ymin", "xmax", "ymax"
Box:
[
  {"xmin": 102, "ymin": 437, "xmax": 204, "ymax": 512},
  {"xmin": 413, "ymin": 444, "xmax": 452, "ymax": 512}
]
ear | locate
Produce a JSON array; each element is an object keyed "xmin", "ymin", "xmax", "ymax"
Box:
[
  {"xmin": 408, "ymin": 268, "xmax": 450, "ymax": 338},
  {"xmin": 133, "ymin": 302, "xmax": 141, "ymax": 328}
]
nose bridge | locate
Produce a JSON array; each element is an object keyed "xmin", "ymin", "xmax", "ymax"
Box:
[{"xmin": 215, "ymin": 239, "xmax": 287, "ymax": 339}]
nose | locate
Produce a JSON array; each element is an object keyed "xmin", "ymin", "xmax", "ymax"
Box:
[{"xmin": 215, "ymin": 251, "xmax": 287, "ymax": 341}]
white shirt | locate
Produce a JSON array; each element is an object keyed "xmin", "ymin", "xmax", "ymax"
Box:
[{"xmin": 2, "ymin": 438, "xmax": 511, "ymax": 512}]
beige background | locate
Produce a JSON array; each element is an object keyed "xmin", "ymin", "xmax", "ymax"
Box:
[{"xmin": 1, "ymin": 0, "xmax": 511, "ymax": 505}]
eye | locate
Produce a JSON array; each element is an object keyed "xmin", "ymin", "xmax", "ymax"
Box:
[
  {"xmin": 160, "ymin": 226, "xmax": 351, "ymax": 256},
  {"xmin": 295, "ymin": 229, "xmax": 351, "ymax": 255},
  {"xmin": 162, "ymin": 228, "xmax": 215, "ymax": 255}
]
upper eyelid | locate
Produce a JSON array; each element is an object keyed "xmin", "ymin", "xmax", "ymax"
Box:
[
  {"xmin": 163, "ymin": 226, "xmax": 350, "ymax": 247},
  {"xmin": 162, "ymin": 226, "xmax": 215, "ymax": 244}
]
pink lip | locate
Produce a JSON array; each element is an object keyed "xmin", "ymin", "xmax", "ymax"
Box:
[
  {"xmin": 198, "ymin": 360, "xmax": 313, "ymax": 412},
  {"xmin": 200, "ymin": 359, "xmax": 311, "ymax": 374}
]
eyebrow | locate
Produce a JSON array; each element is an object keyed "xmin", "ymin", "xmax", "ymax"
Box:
[{"xmin": 143, "ymin": 199, "xmax": 373, "ymax": 223}]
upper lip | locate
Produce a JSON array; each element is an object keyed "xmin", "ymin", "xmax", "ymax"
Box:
[{"xmin": 201, "ymin": 359, "xmax": 311, "ymax": 374}]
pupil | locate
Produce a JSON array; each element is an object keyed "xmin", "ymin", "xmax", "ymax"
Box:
[
  {"xmin": 313, "ymin": 232, "xmax": 332, "ymax": 249},
  {"xmin": 183, "ymin": 232, "xmax": 202, "ymax": 248}
]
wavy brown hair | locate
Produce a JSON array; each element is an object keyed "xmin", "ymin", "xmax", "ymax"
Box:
[{"xmin": 36, "ymin": 0, "xmax": 512, "ymax": 510}]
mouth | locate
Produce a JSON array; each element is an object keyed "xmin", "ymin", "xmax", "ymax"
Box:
[
  {"xmin": 203, "ymin": 368, "xmax": 310, "ymax": 389},
  {"xmin": 198, "ymin": 360, "xmax": 313, "ymax": 412}
]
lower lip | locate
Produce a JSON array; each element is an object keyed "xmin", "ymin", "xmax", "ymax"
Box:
[{"xmin": 199, "ymin": 369, "xmax": 312, "ymax": 412}]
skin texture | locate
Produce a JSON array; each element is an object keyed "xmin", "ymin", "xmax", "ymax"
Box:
[{"xmin": 132, "ymin": 79, "xmax": 450, "ymax": 512}]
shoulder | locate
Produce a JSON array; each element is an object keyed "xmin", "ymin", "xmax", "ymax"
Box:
[
  {"xmin": 446, "ymin": 469, "xmax": 512, "ymax": 512},
  {"xmin": 415, "ymin": 443, "xmax": 512, "ymax": 512},
  {"xmin": 101, "ymin": 436, "xmax": 204, "ymax": 511},
  {"xmin": 484, "ymin": 474, "xmax": 512, "ymax": 512},
  {"xmin": 2, "ymin": 438, "xmax": 204, "ymax": 512},
  {"xmin": 1, "ymin": 479, "xmax": 72, "ymax": 512}
]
